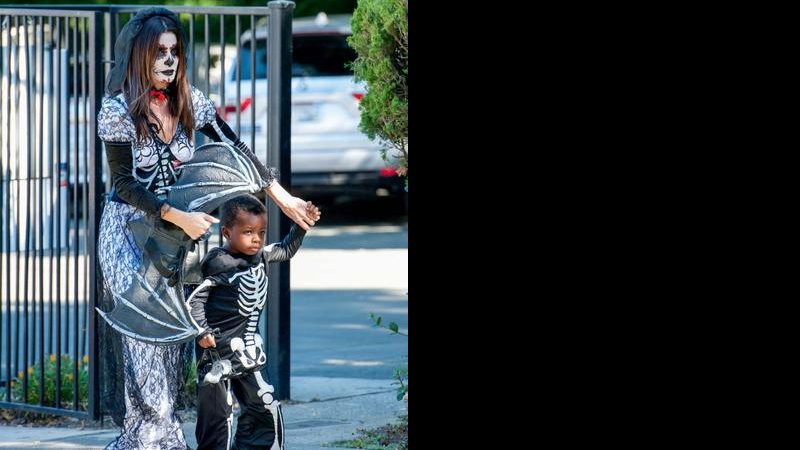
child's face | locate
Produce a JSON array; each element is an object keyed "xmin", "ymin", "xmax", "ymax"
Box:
[{"xmin": 222, "ymin": 211, "xmax": 268, "ymax": 256}]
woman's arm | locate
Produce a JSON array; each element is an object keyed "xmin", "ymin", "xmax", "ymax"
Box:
[
  {"xmin": 197, "ymin": 114, "xmax": 275, "ymax": 186},
  {"xmin": 197, "ymin": 114, "xmax": 321, "ymax": 230},
  {"xmin": 159, "ymin": 204, "xmax": 219, "ymax": 240},
  {"xmin": 105, "ymin": 142, "xmax": 166, "ymax": 215},
  {"xmin": 264, "ymin": 181, "xmax": 321, "ymax": 230}
]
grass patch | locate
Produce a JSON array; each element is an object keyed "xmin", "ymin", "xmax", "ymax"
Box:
[{"xmin": 329, "ymin": 414, "xmax": 407, "ymax": 450}]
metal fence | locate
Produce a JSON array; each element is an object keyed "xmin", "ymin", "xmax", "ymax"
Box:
[{"xmin": 0, "ymin": 2, "xmax": 294, "ymax": 419}]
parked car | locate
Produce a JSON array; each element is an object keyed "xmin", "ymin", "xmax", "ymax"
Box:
[{"xmin": 218, "ymin": 12, "xmax": 405, "ymax": 205}]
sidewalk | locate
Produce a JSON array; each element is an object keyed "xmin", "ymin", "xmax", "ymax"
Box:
[{"xmin": 0, "ymin": 376, "xmax": 407, "ymax": 450}]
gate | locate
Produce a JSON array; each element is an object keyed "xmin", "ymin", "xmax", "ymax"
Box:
[{"xmin": 0, "ymin": 2, "xmax": 295, "ymax": 420}]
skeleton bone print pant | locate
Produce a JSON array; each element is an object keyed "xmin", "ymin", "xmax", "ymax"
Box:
[
  {"xmin": 99, "ymin": 201, "xmax": 189, "ymax": 450},
  {"xmin": 196, "ymin": 369, "xmax": 285, "ymax": 450}
]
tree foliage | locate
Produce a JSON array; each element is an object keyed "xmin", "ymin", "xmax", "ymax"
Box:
[
  {"xmin": 348, "ymin": 0, "xmax": 408, "ymax": 177},
  {"xmin": 17, "ymin": 0, "xmax": 359, "ymax": 59},
  {"xmin": 21, "ymin": 0, "xmax": 355, "ymax": 13}
]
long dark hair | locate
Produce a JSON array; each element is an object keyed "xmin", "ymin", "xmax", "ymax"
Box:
[{"xmin": 124, "ymin": 16, "xmax": 194, "ymax": 141}]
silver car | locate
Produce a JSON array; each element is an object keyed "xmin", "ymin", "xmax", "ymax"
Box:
[{"xmin": 219, "ymin": 13, "xmax": 404, "ymax": 204}]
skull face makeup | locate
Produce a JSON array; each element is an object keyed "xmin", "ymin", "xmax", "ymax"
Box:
[{"xmin": 152, "ymin": 32, "xmax": 178, "ymax": 88}]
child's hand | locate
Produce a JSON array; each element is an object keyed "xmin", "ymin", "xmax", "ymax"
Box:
[
  {"xmin": 198, "ymin": 334, "xmax": 216, "ymax": 348},
  {"xmin": 305, "ymin": 201, "xmax": 321, "ymax": 226}
]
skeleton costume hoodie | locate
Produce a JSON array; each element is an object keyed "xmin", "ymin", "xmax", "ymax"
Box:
[{"xmin": 188, "ymin": 224, "xmax": 306, "ymax": 379}]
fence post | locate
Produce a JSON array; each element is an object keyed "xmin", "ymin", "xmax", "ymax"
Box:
[
  {"xmin": 87, "ymin": 10, "xmax": 105, "ymax": 420},
  {"xmin": 266, "ymin": 0, "xmax": 294, "ymax": 401}
]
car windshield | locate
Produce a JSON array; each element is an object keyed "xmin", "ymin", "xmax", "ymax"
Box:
[{"xmin": 232, "ymin": 34, "xmax": 356, "ymax": 80}]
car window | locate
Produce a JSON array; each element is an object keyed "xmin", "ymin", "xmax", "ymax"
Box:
[
  {"xmin": 293, "ymin": 34, "xmax": 356, "ymax": 77},
  {"xmin": 232, "ymin": 34, "xmax": 357, "ymax": 80},
  {"xmin": 232, "ymin": 40, "xmax": 268, "ymax": 81}
]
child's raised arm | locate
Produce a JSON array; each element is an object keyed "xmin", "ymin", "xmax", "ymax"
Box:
[
  {"xmin": 264, "ymin": 225, "xmax": 306, "ymax": 263},
  {"xmin": 264, "ymin": 202, "xmax": 319, "ymax": 263}
]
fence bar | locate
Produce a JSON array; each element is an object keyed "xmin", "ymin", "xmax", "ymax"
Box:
[
  {"xmin": 0, "ymin": 16, "xmax": 14, "ymax": 401},
  {"xmin": 0, "ymin": 12, "xmax": 5, "ymax": 404},
  {"xmin": 220, "ymin": 13, "xmax": 225, "ymax": 125},
  {"xmin": 22, "ymin": 13, "xmax": 31, "ymax": 404},
  {"xmin": 204, "ymin": 14, "xmax": 209, "ymax": 98},
  {"xmin": 234, "ymin": 14, "xmax": 240, "ymax": 135},
  {"xmin": 36, "ymin": 15, "xmax": 45, "ymax": 406},
  {"xmin": 87, "ymin": 10, "xmax": 104, "ymax": 420},
  {"xmin": 250, "ymin": 14, "xmax": 256, "ymax": 154},
  {"xmin": 54, "ymin": 15, "xmax": 63, "ymax": 409},
  {"xmin": 46, "ymin": 13, "xmax": 54, "ymax": 372},
  {"xmin": 14, "ymin": 14, "xmax": 21, "ymax": 401},
  {"xmin": 189, "ymin": 13, "xmax": 195, "ymax": 85},
  {"xmin": 266, "ymin": 0, "xmax": 294, "ymax": 401},
  {"xmin": 0, "ymin": 401, "xmax": 93, "ymax": 418},
  {"xmin": 79, "ymin": 14, "xmax": 88, "ymax": 379},
  {"xmin": 71, "ymin": 15, "xmax": 79, "ymax": 411}
]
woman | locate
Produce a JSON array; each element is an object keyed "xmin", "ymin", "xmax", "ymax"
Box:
[{"xmin": 97, "ymin": 8, "xmax": 319, "ymax": 449}]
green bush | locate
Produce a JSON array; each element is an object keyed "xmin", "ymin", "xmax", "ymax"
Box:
[
  {"xmin": 7, "ymin": 353, "xmax": 198, "ymax": 412},
  {"xmin": 10, "ymin": 354, "xmax": 88, "ymax": 410},
  {"xmin": 370, "ymin": 313, "xmax": 407, "ymax": 401},
  {"xmin": 331, "ymin": 414, "xmax": 408, "ymax": 450},
  {"xmin": 392, "ymin": 367, "xmax": 407, "ymax": 402},
  {"xmin": 348, "ymin": 0, "xmax": 408, "ymax": 180}
]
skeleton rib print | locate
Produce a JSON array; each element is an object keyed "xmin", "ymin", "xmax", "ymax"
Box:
[{"xmin": 229, "ymin": 262, "xmax": 268, "ymax": 349}]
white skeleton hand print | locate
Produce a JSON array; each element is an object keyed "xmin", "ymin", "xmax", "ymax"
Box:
[
  {"xmin": 228, "ymin": 262, "xmax": 268, "ymax": 369},
  {"xmin": 230, "ymin": 334, "xmax": 267, "ymax": 369}
]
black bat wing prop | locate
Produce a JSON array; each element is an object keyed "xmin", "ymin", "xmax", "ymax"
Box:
[
  {"xmin": 96, "ymin": 142, "xmax": 267, "ymax": 344},
  {"xmin": 164, "ymin": 142, "xmax": 266, "ymax": 213}
]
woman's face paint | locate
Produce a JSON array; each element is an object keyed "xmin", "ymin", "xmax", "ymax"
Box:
[{"xmin": 153, "ymin": 32, "xmax": 178, "ymax": 87}]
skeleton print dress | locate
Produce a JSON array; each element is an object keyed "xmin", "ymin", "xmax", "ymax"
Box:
[{"xmin": 97, "ymin": 86, "xmax": 275, "ymax": 450}]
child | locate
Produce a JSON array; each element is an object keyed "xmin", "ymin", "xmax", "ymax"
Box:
[{"xmin": 188, "ymin": 193, "xmax": 317, "ymax": 450}]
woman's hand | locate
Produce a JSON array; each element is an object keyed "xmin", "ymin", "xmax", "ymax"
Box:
[
  {"xmin": 198, "ymin": 333, "xmax": 216, "ymax": 348},
  {"xmin": 305, "ymin": 201, "xmax": 321, "ymax": 224},
  {"xmin": 266, "ymin": 181, "xmax": 322, "ymax": 230},
  {"xmin": 178, "ymin": 211, "xmax": 219, "ymax": 240},
  {"xmin": 161, "ymin": 205, "xmax": 219, "ymax": 240},
  {"xmin": 280, "ymin": 197, "xmax": 322, "ymax": 230}
]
